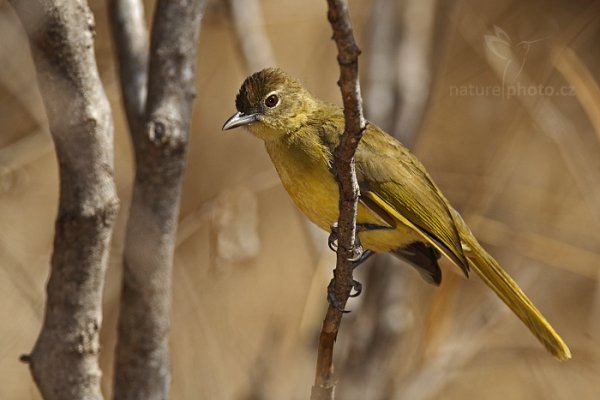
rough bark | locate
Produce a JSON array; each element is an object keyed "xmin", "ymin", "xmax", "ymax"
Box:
[
  {"xmin": 311, "ymin": 1, "xmax": 366, "ymax": 399},
  {"xmin": 8, "ymin": 0, "xmax": 119, "ymax": 399},
  {"xmin": 110, "ymin": 0, "xmax": 206, "ymax": 398}
]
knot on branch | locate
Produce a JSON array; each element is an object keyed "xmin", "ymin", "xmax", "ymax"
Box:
[
  {"xmin": 145, "ymin": 118, "xmax": 188, "ymax": 151},
  {"xmin": 336, "ymin": 46, "xmax": 361, "ymax": 65},
  {"xmin": 84, "ymin": 6, "xmax": 96, "ymax": 36},
  {"xmin": 76, "ymin": 319, "xmax": 101, "ymax": 355},
  {"xmin": 19, "ymin": 354, "xmax": 32, "ymax": 364},
  {"xmin": 85, "ymin": 116, "xmax": 98, "ymax": 130},
  {"xmin": 336, "ymin": 58, "xmax": 358, "ymax": 67},
  {"xmin": 150, "ymin": 120, "xmax": 166, "ymax": 142}
]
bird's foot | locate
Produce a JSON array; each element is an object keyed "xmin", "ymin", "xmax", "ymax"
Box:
[
  {"xmin": 328, "ymin": 223, "xmax": 371, "ymax": 265},
  {"xmin": 349, "ymin": 279, "xmax": 362, "ymax": 297},
  {"xmin": 327, "ymin": 222, "xmax": 339, "ymax": 252},
  {"xmin": 349, "ymin": 242, "xmax": 365, "ymax": 263},
  {"xmin": 327, "ymin": 276, "xmax": 363, "ymax": 313},
  {"xmin": 351, "ymin": 249, "xmax": 374, "ymax": 269},
  {"xmin": 326, "ymin": 223, "xmax": 374, "ymax": 312}
]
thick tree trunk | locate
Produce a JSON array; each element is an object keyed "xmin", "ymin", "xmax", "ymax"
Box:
[
  {"xmin": 110, "ymin": 0, "xmax": 205, "ymax": 398},
  {"xmin": 9, "ymin": 1, "xmax": 119, "ymax": 399}
]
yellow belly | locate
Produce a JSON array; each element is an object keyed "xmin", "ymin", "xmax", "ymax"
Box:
[{"xmin": 265, "ymin": 140, "xmax": 420, "ymax": 253}]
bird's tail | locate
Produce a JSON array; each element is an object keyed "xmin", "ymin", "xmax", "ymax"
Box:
[{"xmin": 451, "ymin": 209, "xmax": 571, "ymax": 361}]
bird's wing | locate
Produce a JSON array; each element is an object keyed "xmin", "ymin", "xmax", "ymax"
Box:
[{"xmin": 318, "ymin": 117, "xmax": 469, "ymax": 274}]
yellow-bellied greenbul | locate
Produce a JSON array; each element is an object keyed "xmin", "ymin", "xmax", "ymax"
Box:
[{"xmin": 223, "ymin": 68, "xmax": 570, "ymax": 360}]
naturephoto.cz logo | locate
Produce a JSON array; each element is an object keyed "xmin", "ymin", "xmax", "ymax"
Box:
[{"xmin": 449, "ymin": 25, "xmax": 575, "ymax": 99}]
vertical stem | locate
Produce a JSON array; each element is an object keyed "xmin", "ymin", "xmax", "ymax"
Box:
[
  {"xmin": 312, "ymin": 1, "xmax": 366, "ymax": 398},
  {"xmin": 9, "ymin": 0, "xmax": 119, "ymax": 398},
  {"xmin": 111, "ymin": 0, "xmax": 206, "ymax": 398}
]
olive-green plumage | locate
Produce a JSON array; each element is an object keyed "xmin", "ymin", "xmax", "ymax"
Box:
[{"xmin": 223, "ymin": 67, "xmax": 570, "ymax": 360}]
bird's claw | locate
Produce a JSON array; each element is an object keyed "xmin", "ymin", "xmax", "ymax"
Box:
[
  {"xmin": 327, "ymin": 278, "xmax": 350, "ymax": 313},
  {"xmin": 327, "ymin": 276, "xmax": 363, "ymax": 312},
  {"xmin": 328, "ymin": 223, "xmax": 339, "ymax": 252},
  {"xmin": 328, "ymin": 223, "xmax": 365, "ymax": 263},
  {"xmin": 349, "ymin": 279, "xmax": 362, "ymax": 297},
  {"xmin": 348, "ymin": 244, "xmax": 365, "ymax": 262},
  {"xmin": 326, "ymin": 223, "xmax": 367, "ymax": 311}
]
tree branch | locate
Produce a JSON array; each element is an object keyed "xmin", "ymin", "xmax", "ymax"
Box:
[
  {"xmin": 109, "ymin": 0, "xmax": 148, "ymax": 135},
  {"xmin": 227, "ymin": 0, "xmax": 276, "ymax": 72},
  {"xmin": 110, "ymin": 0, "xmax": 205, "ymax": 398},
  {"xmin": 311, "ymin": 1, "xmax": 366, "ymax": 399},
  {"xmin": 8, "ymin": 0, "xmax": 119, "ymax": 398}
]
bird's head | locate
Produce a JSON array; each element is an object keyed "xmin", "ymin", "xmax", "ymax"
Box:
[{"xmin": 222, "ymin": 68, "xmax": 317, "ymax": 140}]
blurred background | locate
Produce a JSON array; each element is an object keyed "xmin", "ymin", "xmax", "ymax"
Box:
[{"xmin": 1, "ymin": 0, "xmax": 599, "ymax": 398}]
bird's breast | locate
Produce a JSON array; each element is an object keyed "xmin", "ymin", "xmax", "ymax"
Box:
[
  {"xmin": 265, "ymin": 140, "xmax": 339, "ymax": 231},
  {"xmin": 264, "ymin": 139, "xmax": 420, "ymax": 253}
]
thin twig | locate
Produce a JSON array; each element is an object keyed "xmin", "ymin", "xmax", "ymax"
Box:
[
  {"xmin": 311, "ymin": 1, "xmax": 366, "ymax": 399},
  {"xmin": 8, "ymin": 0, "xmax": 119, "ymax": 398}
]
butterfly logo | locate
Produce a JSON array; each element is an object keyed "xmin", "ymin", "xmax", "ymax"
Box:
[{"xmin": 484, "ymin": 25, "xmax": 548, "ymax": 88}]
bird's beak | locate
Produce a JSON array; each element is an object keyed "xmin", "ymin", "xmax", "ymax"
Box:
[{"xmin": 222, "ymin": 112, "xmax": 258, "ymax": 131}]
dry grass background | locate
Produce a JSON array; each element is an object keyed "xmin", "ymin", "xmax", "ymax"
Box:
[{"xmin": 1, "ymin": 0, "xmax": 599, "ymax": 398}]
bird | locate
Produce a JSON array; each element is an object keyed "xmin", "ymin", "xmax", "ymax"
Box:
[{"xmin": 222, "ymin": 67, "xmax": 571, "ymax": 360}]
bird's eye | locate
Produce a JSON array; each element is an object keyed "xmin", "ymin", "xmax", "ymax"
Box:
[{"xmin": 264, "ymin": 94, "xmax": 279, "ymax": 108}]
